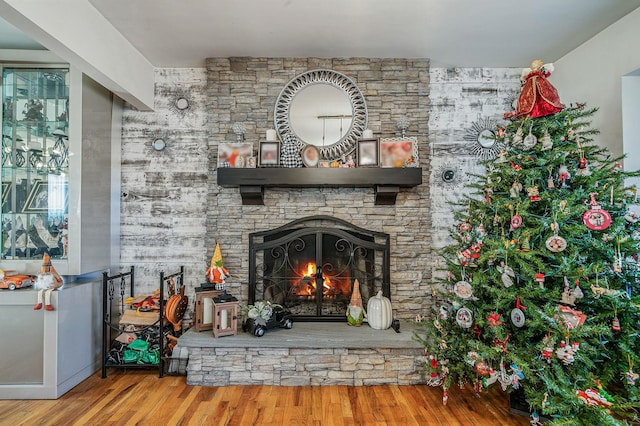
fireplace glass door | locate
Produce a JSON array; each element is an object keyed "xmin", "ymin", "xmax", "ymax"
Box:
[{"xmin": 248, "ymin": 216, "xmax": 390, "ymax": 321}]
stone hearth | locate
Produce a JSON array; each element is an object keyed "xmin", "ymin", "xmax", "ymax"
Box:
[{"xmin": 179, "ymin": 321, "xmax": 426, "ymax": 386}]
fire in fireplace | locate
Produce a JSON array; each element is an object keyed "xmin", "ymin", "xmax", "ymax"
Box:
[{"xmin": 248, "ymin": 216, "xmax": 390, "ymax": 321}]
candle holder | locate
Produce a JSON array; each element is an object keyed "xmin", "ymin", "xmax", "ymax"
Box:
[
  {"xmin": 232, "ymin": 122, "xmax": 246, "ymax": 142},
  {"xmin": 396, "ymin": 116, "xmax": 410, "ymax": 138},
  {"xmin": 212, "ymin": 291, "xmax": 239, "ymax": 338},
  {"xmin": 194, "ymin": 289, "xmax": 221, "ymax": 332}
]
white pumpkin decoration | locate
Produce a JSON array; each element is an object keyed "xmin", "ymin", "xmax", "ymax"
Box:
[{"xmin": 367, "ymin": 290, "xmax": 393, "ymax": 330}]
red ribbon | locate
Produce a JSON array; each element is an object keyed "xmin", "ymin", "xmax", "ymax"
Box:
[{"xmin": 515, "ymin": 296, "xmax": 526, "ymax": 311}]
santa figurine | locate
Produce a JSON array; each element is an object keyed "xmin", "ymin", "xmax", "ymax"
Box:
[
  {"xmin": 33, "ymin": 252, "xmax": 64, "ymax": 311},
  {"xmin": 515, "ymin": 59, "xmax": 565, "ymax": 118},
  {"xmin": 206, "ymin": 243, "xmax": 229, "ymax": 290}
]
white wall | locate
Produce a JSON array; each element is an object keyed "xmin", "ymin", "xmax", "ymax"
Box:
[{"xmin": 553, "ymin": 7, "xmax": 640, "ymax": 159}]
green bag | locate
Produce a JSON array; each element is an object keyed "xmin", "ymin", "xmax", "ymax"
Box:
[
  {"xmin": 142, "ymin": 349, "xmax": 160, "ymax": 365},
  {"xmin": 127, "ymin": 339, "xmax": 149, "ymax": 352},
  {"xmin": 123, "ymin": 349, "xmax": 142, "ymax": 364}
]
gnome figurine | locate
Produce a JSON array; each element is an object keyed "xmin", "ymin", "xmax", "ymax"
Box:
[
  {"xmin": 33, "ymin": 252, "xmax": 64, "ymax": 311},
  {"xmin": 346, "ymin": 279, "xmax": 366, "ymax": 326},
  {"xmin": 206, "ymin": 243, "xmax": 229, "ymax": 290}
]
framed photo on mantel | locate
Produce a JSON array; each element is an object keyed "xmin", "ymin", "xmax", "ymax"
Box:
[
  {"xmin": 258, "ymin": 141, "xmax": 280, "ymax": 167},
  {"xmin": 379, "ymin": 137, "xmax": 419, "ymax": 168},
  {"xmin": 356, "ymin": 138, "xmax": 379, "ymax": 167}
]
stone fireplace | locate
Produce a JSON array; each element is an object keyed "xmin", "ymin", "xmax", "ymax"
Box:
[
  {"xmin": 181, "ymin": 57, "xmax": 433, "ymax": 386},
  {"xmin": 248, "ymin": 215, "xmax": 390, "ymax": 321},
  {"xmin": 206, "ymin": 57, "xmax": 432, "ymax": 320}
]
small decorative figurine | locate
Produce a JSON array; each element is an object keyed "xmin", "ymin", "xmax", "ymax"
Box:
[
  {"xmin": 33, "ymin": 252, "xmax": 64, "ymax": 311},
  {"xmin": 206, "ymin": 243, "xmax": 229, "ymax": 290},
  {"xmin": 346, "ymin": 279, "xmax": 366, "ymax": 326}
]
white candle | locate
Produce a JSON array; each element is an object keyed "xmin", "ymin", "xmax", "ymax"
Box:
[
  {"xmin": 266, "ymin": 129, "xmax": 277, "ymax": 141},
  {"xmin": 363, "ymin": 129, "xmax": 373, "ymax": 139},
  {"xmin": 221, "ymin": 308, "xmax": 228, "ymax": 329}
]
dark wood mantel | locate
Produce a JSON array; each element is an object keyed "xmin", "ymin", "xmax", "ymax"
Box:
[{"xmin": 217, "ymin": 167, "xmax": 423, "ymax": 205}]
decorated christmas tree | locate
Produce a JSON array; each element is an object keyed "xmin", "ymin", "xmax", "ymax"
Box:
[{"xmin": 416, "ymin": 60, "xmax": 640, "ymax": 425}]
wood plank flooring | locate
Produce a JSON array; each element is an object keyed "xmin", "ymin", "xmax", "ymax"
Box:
[{"xmin": 0, "ymin": 371, "xmax": 530, "ymax": 425}]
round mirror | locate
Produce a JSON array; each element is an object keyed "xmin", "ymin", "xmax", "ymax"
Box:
[
  {"xmin": 478, "ymin": 129, "xmax": 495, "ymax": 148},
  {"xmin": 175, "ymin": 97, "xmax": 189, "ymax": 110},
  {"xmin": 275, "ymin": 69, "xmax": 367, "ymax": 161},
  {"xmin": 152, "ymin": 138, "xmax": 166, "ymax": 151},
  {"xmin": 290, "ymin": 85, "xmax": 352, "ymax": 147}
]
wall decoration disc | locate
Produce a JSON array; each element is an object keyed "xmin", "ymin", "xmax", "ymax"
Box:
[
  {"xmin": 456, "ymin": 307, "xmax": 473, "ymax": 328},
  {"xmin": 511, "ymin": 308, "xmax": 526, "ymax": 327},
  {"xmin": 454, "ymin": 281, "xmax": 473, "ymax": 299},
  {"xmin": 465, "ymin": 118, "xmax": 505, "ymax": 160}
]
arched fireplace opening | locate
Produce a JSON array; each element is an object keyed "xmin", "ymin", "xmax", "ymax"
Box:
[{"xmin": 248, "ymin": 216, "xmax": 390, "ymax": 322}]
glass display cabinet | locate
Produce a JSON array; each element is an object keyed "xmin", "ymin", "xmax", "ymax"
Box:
[
  {"xmin": 1, "ymin": 67, "xmax": 70, "ymax": 263},
  {"xmin": 1, "ymin": 63, "xmax": 115, "ymax": 276}
]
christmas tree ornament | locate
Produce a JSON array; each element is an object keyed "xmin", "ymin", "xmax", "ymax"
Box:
[
  {"xmin": 582, "ymin": 193, "xmax": 612, "ymax": 231},
  {"xmin": 613, "ymin": 240, "xmax": 623, "ymax": 273},
  {"xmin": 540, "ymin": 130, "xmax": 553, "ymax": 151},
  {"xmin": 455, "ymin": 307, "xmax": 473, "ymax": 328},
  {"xmin": 487, "ymin": 311, "xmax": 505, "ymax": 327},
  {"xmin": 576, "ymin": 388, "xmax": 612, "ymax": 407},
  {"xmin": 474, "ymin": 360, "xmax": 491, "ymax": 377},
  {"xmin": 576, "ymin": 155, "xmax": 591, "ymax": 176},
  {"xmin": 556, "ymin": 340, "xmax": 579, "ymax": 365},
  {"xmin": 561, "ymin": 277, "xmax": 583, "ymax": 305},
  {"xmin": 541, "ymin": 332, "xmax": 554, "ymax": 363},
  {"xmin": 557, "ymin": 305, "xmax": 587, "ymax": 329},
  {"xmin": 627, "ymin": 356, "xmax": 638, "ymax": 385},
  {"xmin": 546, "ymin": 222, "xmax": 567, "ymax": 252},
  {"xmin": 535, "ymin": 273, "xmax": 545, "ymax": 289},
  {"xmin": 523, "ymin": 125, "xmax": 537, "ymax": 148},
  {"xmin": 510, "ymin": 214, "xmax": 522, "ymax": 230},
  {"xmin": 475, "ymin": 223, "xmax": 486, "ymax": 244},
  {"xmin": 612, "ymin": 315, "xmax": 621, "ymax": 332},
  {"xmin": 527, "ymin": 186, "xmax": 540, "ymax": 202},
  {"xmin": 453, "ymin": 280, "xmax": 473, "ymax": 299},
  {"xmin": 515, "ymin": 60, "xmax": 564, "ymax": 118},
  {"xmin": 511, "ymin": 126, "xmax": 524, "ymax": 145},
  {"xmin": 493, "ymin": 335, "xmax": 510, "ymax": 353},
  {"xmin": 530, "ymin": 412, "xmax": 543, "ymax": 426},
  {"xmin": 510, "ymin": 296, "xmax": 526, "ymax": 327},
  {"xmin": 509, "ymin": 181, "xmax": 523, "ymax": 198},
  {"xmin": 559, "ymin": 165, "xmax": 571, "ymax": 188},
  {"xmin": 547, "ymin": 172, "xmax": 555, "ymax": 189},
  {"xmin": 497, "ymin": 261, "xmax": 515, "ymax": 287}
]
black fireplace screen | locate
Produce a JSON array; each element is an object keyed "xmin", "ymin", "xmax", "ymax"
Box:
[{"xmin": 248, "ymin": 216, "xmax": 390, "ymax": 321}]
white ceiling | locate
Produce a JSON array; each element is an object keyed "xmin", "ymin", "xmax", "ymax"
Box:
[{"xmin": 1, "ymin": 0, "xmax": 640, "ymax": 68}]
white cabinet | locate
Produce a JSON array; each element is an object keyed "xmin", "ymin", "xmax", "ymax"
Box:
[
  {"xmin": 1, "ymin": 63, "xmax": 114, "ymax": 275},
  {"xmin": 0, "ymin": 279, "xmax": 102, "ymax": 399}
]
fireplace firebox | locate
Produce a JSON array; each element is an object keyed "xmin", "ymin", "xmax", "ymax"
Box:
[{"xmin": 248, "ymin": 216, "xmax": 390, "ymax": 321}]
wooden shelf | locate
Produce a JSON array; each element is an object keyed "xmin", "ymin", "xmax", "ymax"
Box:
[{"xmin": 217, "ymin": 167, "xmax": 422, "ymax": 205}]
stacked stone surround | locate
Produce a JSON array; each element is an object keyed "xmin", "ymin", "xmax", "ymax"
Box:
[
  {"xmin": 206, "ymin": 57, "xmax": 431, "ymax": 320},
  {"xmin": 187, "ymin": 347, "xmax": 425, "ymax": 386},
  {"xmin": 182, "ymin": 322, "xmax": 426, "ymax": 387}
]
